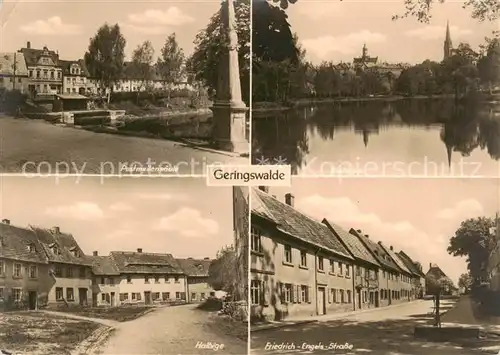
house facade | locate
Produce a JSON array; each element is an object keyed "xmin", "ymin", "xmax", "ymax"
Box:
[
  {"xmin": 19, "ymin": 42, "xmax": 63, "ymax": 97},
  {"xmin": 379, "ymin": 242, "xmax": 417, "ymax": 301},
  {"xmin": 426, "ymin": 263, "xmax": 455, "ymax": 295},
  {"xmin": 397, "ymin": 251, "xmax": 426, "ymax": 298},
  {"xmin": 250, "ymin": 187, "xmax": 355, "ymax": 321},
  {"xmin": 0, "ymin": 52, "xmax": 30, "ymax": 94},
  {"xmin": 30, "ymin": 226, "xmax": 93, "ymax": 306},
  {"xmin": 323, "ymin": 219, "xmax": 381, "ymax": 310},
  {"xmin": 60, "ymin": 59, "xmax": 98, "ymax": 95},
  {"xmin": 177, "ymin": 258, "xmax": 214, "ymax": 302}
]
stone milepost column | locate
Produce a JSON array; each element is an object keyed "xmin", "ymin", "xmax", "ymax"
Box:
[{"xmin": 210, "ymin": 0, "xmax": 249, "ymax": 155}]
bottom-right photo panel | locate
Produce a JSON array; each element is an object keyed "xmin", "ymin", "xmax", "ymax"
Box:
[{"xmin": 249, "ymin": 178, "xmax": 499, "ymax": 355}]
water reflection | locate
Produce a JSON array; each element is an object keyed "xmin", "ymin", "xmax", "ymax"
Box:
[{"xmin": 252, "ymin": 99, "xmax": 500, "ymax": 176}]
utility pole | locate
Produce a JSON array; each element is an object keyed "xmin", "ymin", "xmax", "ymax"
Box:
[{"xmin": 12, "ymin": 52, "xmax": 17, "ymax": 91}]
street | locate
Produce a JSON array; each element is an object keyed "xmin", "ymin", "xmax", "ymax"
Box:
[
  {"xmin": 251, "ymin": 300, "xmax": 498, "ymax": 355},
  {"xmin": 98, "ymin": 304, "xmax": 247, "ymax": 354},
  {"xmin": 0, "ymin": 117, "xmax": 246, "ymax": 175}
]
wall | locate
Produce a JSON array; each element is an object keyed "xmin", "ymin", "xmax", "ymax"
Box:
[
  {"xmin": 0, "ymin": 258, "xmax": 53, "ymax": 309},
  {"xmin": 47, "ymin": 263, "xmax": 92, "ymax": 306},
  {"xmin": 118, "ymin": 274, "xmax": 187, "ymax": 304},
  {"xmin": 27, "ymin": 66, "xmax": 63, "ymax": 95},
  {"xmin": 92, "ymin": 276, "xmax": 121, "ymax": 306},
  {"xmin": 186, "ymin": 277, "xmax": 215, "ymax": 302},
  {"xmin": 352, "ymin": 265, "xmax": 380, "ymax": 311},
  {"xmin": 0, "ymin": 76, "xmax": 29, "ymax": 94}
]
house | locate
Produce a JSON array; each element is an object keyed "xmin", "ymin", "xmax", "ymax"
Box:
[
  {"xmin": 378, "ymin": 242, "xmax": 416, "ymax": 301},
  {"xmin": 323, "ymin": 219, "xmax": 381, "ymax": 310},
  {"xmin": 19, "ymin": 42, "xmax": 63, "ymax": 98},
  {"xmin": 177, "ymin": 258, "xmax": 214, "ymax": 302},
  {"xmin": 30, "ymin": 226, "xmax": 93, "ymax": 307},
  {"xmin": 426, "ymin": 263, "xmax": 455, "ymax": 295},
  {"xmin": 0, "ymin": 219, "xmax": 51, "ymax": 310},
  {"xmin": 233, "ymin": 186, "xmax": 249, "ymax": 300},
  {"xmin": 397, "ymin": 251, "xmax": 426, "ymax": 298},
  {"xmin": 0, "ymin": 52, "xmax": 29, "ymax": 94},
  {"xmin": 92, "ymin": 249, "xmax": 188, "ymax": 306},
  {"xmin": 60, "ymin": 59, "xmax": 98, "ymax": 95},
  {"xmin": 349, "ymin": 229, "xmax": 408, "ymax": 307},
  {"xmin": 250, "ymin": 187, "xmax": 355, "ymax": 321}
]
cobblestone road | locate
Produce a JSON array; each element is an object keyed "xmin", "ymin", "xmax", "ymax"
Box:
[
  {"xmin": 0, "ymin": 117, "xmax": 245, "ymax": 175},
  {"xmin": 251, "ymin": 300, "xmax": 498, "ymax": 355},
  {"xmin": 99, "ymin": 304, "xmax": 247, "ymax": 354}
]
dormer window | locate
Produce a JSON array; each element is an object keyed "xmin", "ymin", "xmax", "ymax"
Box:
[
  {"xmin": 27, "ymin": 243, "xmax": 36, "ymax": 253},
  {"xmin": 50, "ymin": 243, "xmax": 60, "ymax": 255},
  {"xmin": 69, "ymin": 246, "xmax": 80, "ymax": 257}
]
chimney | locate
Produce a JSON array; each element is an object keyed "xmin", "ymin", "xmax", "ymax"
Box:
[
  {"xmin": 364, "ymin": 234, "xmax": 369, "ymax": 239},
  {"xmin": 356, "ymin": 229, "xmax": 362, "ymax": 233},
  {"xmin": 188, "ymin": 257, "xmax": 193, "ymax": 260},
  {"xmin": 204, "ymin": 257, "xmax": 210, "ymax": 260},
  {"xmin": 258, "ymin": 186, "xmax": 269, "ymax": 193},
  {"xmin": 1, "ymin": 219, "xmax": 10, "ymax": 225},
  {"xmin": 27, "ymin": 41, "xmax": 31, "ymax": 49},
  {"xmin": 390, "ymin": 246, "xmax": 394, "ymax": 251},
  {"xmin": 137, "ymin": 248, "xmax": 142, "ymax": 253},
  {"xmin": 93, "ymin": 251, "xmax": 98, "ymax": 256},
  {"xmin": 429, "ymin": 263, "xmax": 432, "ymax": 269},
  {"xmin": 285, "ymin": 193, "xmax": 295, "ymax": 207},
  {"xmin": 52, "ymin": 226, "xmax": 60, "ymax": 234}
]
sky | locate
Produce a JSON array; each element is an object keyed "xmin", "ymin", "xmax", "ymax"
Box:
[
  {"xmin": 0, "ymin": 0, "xmax": 221, "ymax": 60},
  {"xmin": 266, "ymin": 178, "xmax": 499, "ymax": 284},
  {"xmin": 286, "ymin": 0, "xmax": 498, "ymax": 64},
  {"xmin": 0, "ymin": 176, "xmax": 235, "ymax": 259}
]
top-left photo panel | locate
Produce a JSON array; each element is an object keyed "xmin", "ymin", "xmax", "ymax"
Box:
[{"xmin": 0, "ymin": 0, "xmax": 250, "ymax": 176}]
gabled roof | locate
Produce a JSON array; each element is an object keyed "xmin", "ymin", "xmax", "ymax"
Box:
[
  {"xmin": 30, "ymin": 226, "xmax": 91, "ymax": 266},
  {"xmin": 397, "ymin": 251, "xmax": 426, "ymax": 277},
  {"xmin": 19, "ymin": 46, "xmax": 60, "ymax": 67},
  {"xmin": 176, "ymin": 258, "xmax": 212, "ymax": 277},
  {"xmin": 378, "ymin": 242, "xmax": 412, "ymax": 275},
  {"xmin": 349, "ymin": 229, "xmax": 400, "ymax": 272},
  {"xmin": 251, "ymin": 188, "xmax": 353, "ymax": 260},
  {"xmin": 90, "ymin": 255, "xmax": 120, "ymax": 276},
  {"xmin": 59, "ymin": 59, "xmax": 90, "ymax": 76},
  {"xmin": 0, "ymin": 53, "xmax": 29, "ymax": 76},
  {"xmin": 426, "ymin": 263, "xmax": 449, "ymax": 279},
  {"xmin": 109, "ymin": 251, "xmax": 184, "ymax": 274},
  {"xmin": 0, "ymin": 222, "xmax": 48, "ymax": 264},
  {"xmin": 323, "ymin": 219, "xmax": 380, "ymax": 267}
]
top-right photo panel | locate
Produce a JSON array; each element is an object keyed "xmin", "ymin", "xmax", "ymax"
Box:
[{"xmin": 251, "ymin": 0, "xmax": 499, "ymax": 177}]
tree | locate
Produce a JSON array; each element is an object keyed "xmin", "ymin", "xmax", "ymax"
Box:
[
  {"xmin": 188, "ymin": 0, "xmax": 250, "ymax": 102},
  {"xmin": 157, "ymin": 33, "xmax": 185, "ymax": 99},
  {"xmin": 84, "ymin": 23, "xmax": 126, "ymax": 98},
  {"xmin": 458, "ymin": 272, "xmax": 473, "ymax": 293},
  {"xmin": 478, "ymin": 36, "xmax": 500, "ymax": 93},
  {"xmin": 426, "ymin": 272, "xmax": 455, "ymax": 327},
  {"xmin": 208, "ymin": 245, "xmax": 243, "ymax": 301},
  {"xmin": 129, "ymin": 41, "xmax": 155, "ymax": 96},
  {"xmin": 448, "ymin": 216, "xmax": 498, "ymax": 284}
]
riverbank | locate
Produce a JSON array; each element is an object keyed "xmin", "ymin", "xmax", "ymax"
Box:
[{"xmin": 252, "ymin": 93, "xmax": 489, "ymax": 113}]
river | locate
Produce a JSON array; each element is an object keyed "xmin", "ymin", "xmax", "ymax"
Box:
[{"xmin": 252, "ymin": 99, "xmax": 500, "ymax": 176}]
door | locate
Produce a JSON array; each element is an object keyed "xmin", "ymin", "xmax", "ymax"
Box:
[
  {"xmin": 375, "ymin": 291, "xmax": 380, "ymax": 307},
  {"xmin": 28, "ymin": 291, "xmax": 37, "ymax": 310},
  {"xmin": 110, "ymin": 292, "xmax": 115, "ymax": 307},
  {"xmin": 317, "ymin": 287, "xmax": 326, "ymax": 315},
  {"xmin": 357, "ymin": 290, "xmax": 362, "ymax": 309},
  {"xmin": 79, "ymin": 288, "xmax": 88, "ymax": 306},
  {"xmin": 144, "ymin": 291, "xmax": 152, "ymax": 305}
]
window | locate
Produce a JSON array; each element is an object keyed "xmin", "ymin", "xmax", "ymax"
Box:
[
  {"xmin": 29, "ymin": 70, "xmax": 33, "ymax": 77},
  {"xmin": 27, "ymin": 244, "xmax": 36, "ymax": 252},
  {"xmin": 153, "ymin": 292, "xmax": 160, "ymax": 301},
  {"xmin": 109, "ymin": 278, "xmax": 115, "ymax": 285},
  {"xmin": 251, "ymin": 227, "xmax": 262, "ymax": 252},
  {"xmin": 154, "ymin": 276, "xmax": 160, "ymax": 284},
  {"xmin": 175, "ymin": 292, "xmax": 181, "ymax": 299},
  {"xmin": 301, "ymin": 285, "xmax": 309, "ymax": 303},
  {"xmin": 66, "ymin": 288, "xmax": 74, "ymax": 301},
  {"xmin": 331, "ymin": 288, "xmax": 337, "ymax": 303},
  {"xmin": 346, "ymin": 265, "xmax": 350, "ymax": 277},
  {"xmin": 330, "ymin": 260, "xmax": 335, "ymax": 273},
  {"xmin": 0, "ymin": 261, "xmax": 4, "ymax": 276},
  {"xmin": 318, "ymin": 257, "xmax": 324, "ymax": 271},
  {"xmin": 347, "ymin": 290, "xmax": 352, "ymax": 303},
  {"xmin": 29, "ymin": 265, "xmax": 37, "ymax": 278},
  {"xmin": 201, "ymin": 292, "xmax": 206, "ymax": 299},
  {"xmin": 56, "ymin": 287, "xmax": 63, "ymax": 300},
  {"xmin": 191, "ymin": 293, "xmax": 197, "ymax": 300},
  {"xmin": 100, "ymin": 277, "xmax": 105, "ymax": 285},
  {"xmin": 174, "ymin": 276, "xmax": 179, "ymax": 283},
  {"xmin": 338, "ymin": 262, "xmax": 343, "ymax": 275},
  {"xmin": 164, "ymin": 276, "xmax": 170, "ymax": 283},
  {"xmin": 300, "ymin": 251, "xmax": 307, "ymax": 267},
  {"xmin": 79, "ymin": 267, "xmax": 86, "ymax": 278},
  {"xmin": 36, "ymin": 70, "xmax": 40, "ymax": 78},
  {"xmin": 57, "ymin": 72, "xmax": 61, "ymax": 79},
  {"xmin": 101, "ymin": 294, "xmax": 106, "ymax": 301},
  {"xmin": 13, "ymin": 263, "xmax": 22, "ymax": 277},
  {"xmin": 120, "ymin": 293, "xmax": 128, "ymax": 301},
  {"xmin": 67, "ymin": 267, "xmax": 73, "ymax": 277},
  {"xmin": 282, "ymin": 283, "xmax": 292, "ymax": 303},
  {"xmin": 251, "ymin": 280, "xmax": 260, "ymax": 305},
  {"xmin": 127, "ymin": 276, "xmax": 132, "ymax": 283},
  {"xmin": 162, "ymin": 292, "xmax": 170, "ymax": 301},
  {"xmin": 340, "ymin": 290, "xmax": 345, "ymax": 303},
  {"xmin": 0, "ymin": 288, "xmax": 3, "ymax": 299},
  {"xmin": 13, "ymin": 288, "xmax": 21, "ymax": 302},
  {"xmin": 145, "ymin": 276, "xmax": 150, "ymax": 283},
  {"xmin": 284, "ymin": 245, "xmax": 292, "ymax": 263},
  {"xmin": 356, "ymin": 266, "xmax": 361, "ymax": 276}
]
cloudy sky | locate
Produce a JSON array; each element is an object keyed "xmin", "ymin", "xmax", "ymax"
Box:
[
  {"xmin": 0, "ymin": 177, "xmax": 234, "ymax": 259},
  {"xmin": 0, "ymin": 0, "xmax": 220, "ymax": 60},
  {"xmin": 287, "ymin": 0, "xmax": 497, "ymax": 64},
  {"xmin": 266, "ymin": 178, "xmax": 499, "ymax": 284}
]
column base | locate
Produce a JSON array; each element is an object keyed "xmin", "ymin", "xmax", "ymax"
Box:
[{"xmin": 210, "ymin": 104, "xmax": 249, "ymax": 155}]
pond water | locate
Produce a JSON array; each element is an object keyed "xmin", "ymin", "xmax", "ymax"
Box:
[{"xmin": 252, "ymin": 99, "xmax": 500, "ymax": 176}]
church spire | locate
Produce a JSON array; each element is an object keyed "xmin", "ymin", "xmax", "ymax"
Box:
[{"xmin": 444, "ymin": 20, "xmax": 453, "ymax": 60}]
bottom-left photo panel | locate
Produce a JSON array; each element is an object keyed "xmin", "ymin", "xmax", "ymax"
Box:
[{"xmin": 0, "ymin": 176, "xmax": 249, "ymax": 355}]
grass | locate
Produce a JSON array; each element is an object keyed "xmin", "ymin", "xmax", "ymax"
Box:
[
  {"xmin": 0, "ymin": 311, "xmax": 101, "ymax": 355},
  {"xmin": 52, "ymin": 306, "xmax": 153, "ymax": 322},
  {"xmin": 204, "ymin": 312, "xmax": 248, "ymax": 342}
]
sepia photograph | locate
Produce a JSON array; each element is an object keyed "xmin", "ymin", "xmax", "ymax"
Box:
[
  {"xmin": 0, "ymin": 177, "xmax": 248, "ymax": 354},
  {"xmin": 250, "ymin": 178, "xmax": 500, "ymax": 354},
  {"xmin": 251, "ymin": 0, "xmax": 499, "ymax": 176},
  {"xmin": 0, "ymin": 0, "xmax": 250, "ymax": 175}
]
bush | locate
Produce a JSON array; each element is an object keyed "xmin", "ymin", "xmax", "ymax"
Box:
[
  {"xmin": 110, "ymin": 88, "xmax": 194, "ymax": 103},
  {"xmin": 0, "ymin": 89, "xmax": 27, "ymax": 114}
]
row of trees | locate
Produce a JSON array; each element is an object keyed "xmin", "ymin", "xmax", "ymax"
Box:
[{"xmin": 252, "ymin": 0, "xmax": 500, "ymax": 103}]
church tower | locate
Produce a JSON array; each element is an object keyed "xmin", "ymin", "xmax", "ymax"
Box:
[{"xmin": 444, "ymin": 21, "xmax": 453, "ymax": 60}]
